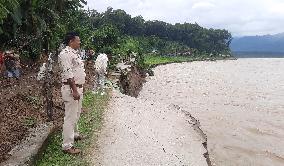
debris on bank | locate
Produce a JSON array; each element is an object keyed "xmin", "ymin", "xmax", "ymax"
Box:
[{"xmin": 110, "ymin": 62, "xmax": 147, "ymax": 97}]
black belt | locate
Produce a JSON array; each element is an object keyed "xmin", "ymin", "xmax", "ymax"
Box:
[{"xmin": 62, "ymin": 82, "xmax": 83, "ymax": 88}]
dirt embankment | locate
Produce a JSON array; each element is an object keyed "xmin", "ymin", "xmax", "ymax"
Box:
[{"xmin": 118, "ymin": 66, "xmax": 146, "ymax": 97}]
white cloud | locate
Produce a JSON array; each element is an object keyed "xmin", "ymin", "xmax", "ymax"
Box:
[
  {"xmin": 85, "ymin": 0, "xmax": 284, "ymax": 36},
  {"xmin": 191, "ymin": 2, "xmax": 215, "ymax": 10}
]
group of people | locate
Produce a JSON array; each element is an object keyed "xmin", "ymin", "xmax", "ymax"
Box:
[{"xmin": 0, "ymin": 49, "xmax": 21, "ymax": 83}]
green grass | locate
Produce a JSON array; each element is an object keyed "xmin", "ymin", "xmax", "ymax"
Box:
[
  {"xmin": 144, "ymin": 55, "xmax": 195, "ymax": 66},
  {"xmin": 144, "ymin": 54, "xmax": 227, "ymax": 67},
  {"xmin": 35, "ymin": 91, "xmax": 110, "ymax": 166}
]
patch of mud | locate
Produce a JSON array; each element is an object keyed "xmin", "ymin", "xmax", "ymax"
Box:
[{"xmin": 119, "ymin": 66, "xmax": 146, "ymax": 97}]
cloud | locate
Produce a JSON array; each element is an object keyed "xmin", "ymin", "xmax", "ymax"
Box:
[
  {"xmin": 85, "ymin": 0, "xmax": 284, "ymax": 36},
  {"xmin": 191, "ymin": 2, "xmax": 216, "ymax": 10}
]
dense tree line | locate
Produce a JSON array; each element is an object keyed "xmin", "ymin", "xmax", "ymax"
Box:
[
  {"xmin": 92, "ymin": 7, "xmax": 232, "ymax": 55},
  {"xmin": 0, "ymin": 1, "xmax": 232, "ymax": 63}
]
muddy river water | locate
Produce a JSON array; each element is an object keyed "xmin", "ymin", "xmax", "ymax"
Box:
[{"xmin": 138, "ymin": 58, "xmax": 284, "ymax": 166}]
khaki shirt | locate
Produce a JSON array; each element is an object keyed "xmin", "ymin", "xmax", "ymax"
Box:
[{"xmin": 58, "ymin": 46, "xmax": 86, "ymax": 85}]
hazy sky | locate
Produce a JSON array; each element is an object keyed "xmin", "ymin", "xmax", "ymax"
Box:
[{"xmin": 85, "ymin": 0, "xmax": 284, "ymax": 36}]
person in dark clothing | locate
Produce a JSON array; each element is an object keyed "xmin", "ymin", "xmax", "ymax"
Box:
[{"xmin": 4, "ymin": 50, "xmax": 21, "ymax": 82}]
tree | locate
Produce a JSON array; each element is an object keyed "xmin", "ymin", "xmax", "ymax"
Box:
[
  {"xmin": 1, "ymin": 3, "xmax": 232, "ymax": 60},
  {"xmin": 0, "ymin": 0, "xmax": 19, "ymax": 23},
  {"xmin": 92, "ymin": 24, "xmax": 120, "ymax": 53},
  {"xmin": 0, "ymin": 0, "xmax": 87, "ymax": 57}
]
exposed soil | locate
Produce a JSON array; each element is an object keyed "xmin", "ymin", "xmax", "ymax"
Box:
[{"xmin": 119, "ymin": 66, "xmax": 146, "ymax": 97}]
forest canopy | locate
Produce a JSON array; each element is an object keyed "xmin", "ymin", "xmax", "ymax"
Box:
[{"xmin": 0, "ymin": 0, "xmax": 232, "ymax": 60}]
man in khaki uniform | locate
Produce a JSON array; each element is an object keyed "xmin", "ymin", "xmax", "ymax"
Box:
[{"xmin": 58, "ymin": 32, "xmax": 86, "ymax": 154}]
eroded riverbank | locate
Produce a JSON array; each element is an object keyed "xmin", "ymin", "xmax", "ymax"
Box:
[{"xmin": 92, "ymin": 58, "xmax": 284, "ymax": 166}]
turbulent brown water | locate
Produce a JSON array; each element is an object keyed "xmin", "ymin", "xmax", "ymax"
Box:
[{"xmin": 138, "ymin": 58, "xmax": 284, "ymax": 166}]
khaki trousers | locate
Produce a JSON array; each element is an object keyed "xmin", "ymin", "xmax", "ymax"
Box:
[{"xmin": 61, "ymin": 85, "xmax": 83, "ymax": 150}]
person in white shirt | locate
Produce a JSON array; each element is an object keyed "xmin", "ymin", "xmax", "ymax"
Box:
[
  {"xmin": 93, "ymin": 53, "xmax": 108, "ymax": 95},
  {"xmin": 58, "ymin": 32, "xmax": 86, "ymax": 154}
]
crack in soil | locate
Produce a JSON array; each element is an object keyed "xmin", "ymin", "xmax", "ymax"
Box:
[{"xmin": 171, "ymin": 104, "xmax": 212, "ymax": 166}]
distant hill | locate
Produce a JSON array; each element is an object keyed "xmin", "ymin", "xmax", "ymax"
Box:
[{"xmin": 230, "ymin": 33, "xmax": 284, "ymax": 54}]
